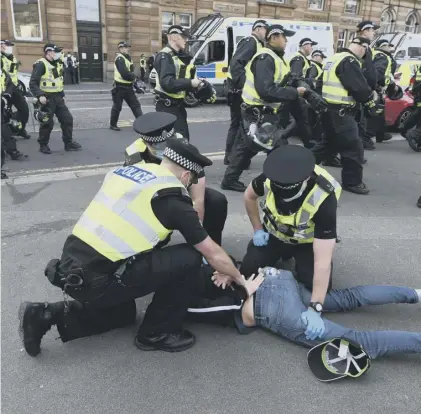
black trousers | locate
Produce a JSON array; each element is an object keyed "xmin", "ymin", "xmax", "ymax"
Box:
[
  {"xmin": 55, "ymin": 244, "xmax": 202, "ymax": 342},
  {"xmin": 140, "ymin": 67, "xmax": 146, "ymax": 82},
  {"xmin": 240, "ymin": 234, "xmax": 332, "ymax": 291},
  {"xmin": 290, "ymin": 98, "xmax": 312, "ymax": 148},
  {"xmin": 10, "ymin": 88, "xmax": 29, "ymax": 131},
  {"xmin": 1, "ymin": 119, "xmax": 17, "ymax": 155},
  {"xmin": 155, "ymin": 100, "xmax": 189, "ymax": 140},
  {"xmin": 225, "ymin": 94, "xmax": 242, "ymax": 157},
  {"xmin": 203, "ymin": 187, "xmax": 228, "ymax": 245},
  {"xmin": 38, "ymin": 94, "xmax": 73, "ymax": 145},
  {"xmin": 110, "ymin": 84, "xmax": 142, "ymax": 127},
  {"xmin": 312, "ymin": 111, "xmax": 364, "ymax": 187}
]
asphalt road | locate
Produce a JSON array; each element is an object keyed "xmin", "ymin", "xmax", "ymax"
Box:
[{"xmin": 1, "ymin": 120, "xmax": 420, "ymax": 413}]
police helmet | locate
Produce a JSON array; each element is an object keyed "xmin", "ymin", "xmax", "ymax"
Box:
[
  {"xmin": 194, "ymin": 80, "xmax": 216, "ymax": 103},
  {"xmin": 33, "ymin": 103, "xmax": 52, "ymax": 124},
  {"xmin": 8, "ymin": 115, "xmax": 23, "ymax": 134},
  {"xmin": 386, "ymin": 83, "xmax": 404, "ymax": 101},
  {"xmin": 244, "ymin": 121, "xmax": 286, "ymax": 153}
]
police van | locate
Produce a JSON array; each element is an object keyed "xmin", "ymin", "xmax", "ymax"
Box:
[
  {"xmin": 372, "ymin": 32, "xmax": 421, "ymax": 65},
  {"xmin": 186, "ymin": 13, "xmax": 334, "ymax": 98}
]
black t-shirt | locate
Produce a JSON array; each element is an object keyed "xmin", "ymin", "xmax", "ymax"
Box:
[
  {"xmin": 60, "ymin": 191, "xmax": 208, "ymax": 275},
  {"xmin": 252, "ymin": 173, "xmax": 337, "ymax": 240}
]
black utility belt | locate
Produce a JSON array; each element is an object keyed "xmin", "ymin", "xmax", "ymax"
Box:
[
  {"xmin": 154, "ymin": 93, "xmax": 184, "ymax": 107},
  {"xmin": 241, "ymin": 103, "xmax": 277, "ymax": 115},
  {"xmin": 327, "ymin": 103, "xmax": 357, "ymax": 115},
  {"xmin": 114, "ymin": 81, "xmax": 133, "ymax": 88}
]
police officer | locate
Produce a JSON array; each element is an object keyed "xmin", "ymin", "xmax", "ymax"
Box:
[
  {"xmin": 290, "ymin": 37, "xmax": 318, "ymax": 78},
  {"xmin": 19, "ymin": 138, "xmax": 247, "ymax": 356},
  {"xmin": 126, "ymin": 112, "xmax": 228, "ymax": 245},
  {"xmin": 221, "ymin": 24, "xmax": 326, "ymax": 192},
  {"xmin": 139, "ymin": 53, "xmax": 147, "ymax": 82},
  {"xmin": 154, "ymin": 25, "xmax": 202, "ymax": 140},
  {"xmin": 109, "ymin": 41, "xmax": 142, "ymax": 131},
  {"xmin": 372, "ymin": 39, "xmax": 395, "ymax": 143},
  {"xmin": 1, "ymin": 40, "xmax": 31, "ymax": 139},
  {"xmin": 356, "ymin": 20, "xmax": 379, "ymax": 151},
  {"xmin": 241, "ymin": 145, "xmax": 341, "ymax": 303},
  {"xmin": 312, "ymin": 37, "xmax": 381, "ymax": 195},
  {"xmin": 224, "ymin": 20, "xmax": 268, "ymax": 165},
  {"xmin": 30, "ymin": 44, "xmax": 81, "ymax": 154}
]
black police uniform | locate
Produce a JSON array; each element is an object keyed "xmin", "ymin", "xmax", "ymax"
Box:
[
  {"xmin": 110, "ymin": 43, "xmax": 142, "ymax": 129},
  {"xmin": 1, "ymin": 40, "xmax": 31, "ymax": 139},
  {"xmin": 240, "ymin": 146, "xmax": 337, "ymax": 289},
  {"xmin": 30, "ymin": 45, "xmax": 81, "ymax": 154},
  {"xmin": 19, "ymin": 139, "xmax": 214, "ymax": 356},
  {"xmin": 131, "ymin": 112, "xmax": 228, "ymax": 245},
  {"xmin": 222, "ymin": 44, "xmax": 301, "ymax": 192},
  {"xmin": 225, "ymin": 29, "xmax": 265, "ymax": 164},
  {"xmin": 312, "ymin": 46, "xmax": 373, "ymax": 193}
]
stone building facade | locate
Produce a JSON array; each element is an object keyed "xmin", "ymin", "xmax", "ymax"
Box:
[{"xmin": 1, "ymin": 0, "xmax": 420, "ymax": 81}]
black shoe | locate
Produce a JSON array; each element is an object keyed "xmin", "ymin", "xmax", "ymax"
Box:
[
  {"xmin": 343, "ymin": 182, "xmax": 370, "ymax": 195},
  {"xmin": 376, "ymin": 133, "xmax": 393, "ymax": 143},
  {"xmin": 9, "ymin": 150, "xmax": 28, "ymax": 161},
  {"xmin": 322, "ymin": 156, "xmax": 342, "ymax": 168},
  {"xmin": 363, "ymin": 139, "xmax": 376, "ymax": 150},
  {"xmin": 110, "ymin": 125, "xmax": 121, "ymax": 131},
  {"xmin": 135, "ymin": 329, "xmax": 196, "ymax": 352},
  {"xmin": 1, "ymin": 171, "xmax": 8, "ymax": 179},
  {"xmin": 39, "ymin": 144, "xmax": 52, "ymax": 154},
  {"xmin": 221, "ymin": 180, "xmax": 247, "ymax": 192},
  {"xmin": 417, "ymin": 196, "xmax": 421, "ymax": 208},
  {"xmin": 223, "ymin": 155, "xmax": 230, "ymax": 165},
  {"xmin": 65, "ymin": 141, "xmax": 82, "ymax": 151},
  {"xmin": 19, "ymin": 302, "xmax": 54, "ymax": 357},
  {"xmin": 19, "ymin": 130, "xmax": 31, "ymax": 140}
]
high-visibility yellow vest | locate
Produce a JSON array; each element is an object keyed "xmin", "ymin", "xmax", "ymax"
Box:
[
  {"xmin": 34, "ymin": 58, "xmax": 64, "ymax": 93},
  {"xmin": 373, "ymin": 49, "xmax": 392, "ymax": 87},
  {"xmin": 1, "ymin": 54, "xmax": 18, "ymax": 85},
  {"xmin": 72, "ymin": 163, "xmax": 189, "ymax": 262},
  {"xmin": 155, "ymin": 46, "xmax": 195, "ymax": 99},
  {"xmin": 322, "ymin": 52, "xmax": 361, "ymax": 106},
  {"xmin": 262, "ymin": 165, "xmax": 341, "ymax": 244},
  {"xmin": 227, "ymin": 36, "xmax": 263, "ymax": 80},
  {"xmin": 290, "ymin": 52, "xmax": 310, "ymax": 77},
  {"xmin": 242, "ymin": 48, "xmax": 290, "ymax": 110},
  {"xmin": 114, "ymin": 53, "xmax": 134, "ymax": 84},
  {"xmin": 124, "ymin": 139, "xmax": 147, "ymax": 166},
  {"xmin": 1, "ymin": 69, "xmax": 6, "ymax": 93},
  {"xmin": 311, "ymin": 61, "xmax": 323, "ymax": 80}
]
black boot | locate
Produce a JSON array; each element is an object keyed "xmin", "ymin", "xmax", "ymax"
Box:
[
  {"xmin": 322, "ymin": 156, "xmax": 342, "ymax": 168},
  {"xmin": 110, "ymin": 125, "xmax": 121, "ymax": 131},
  {"xmin": 363, "ymin": 138, "xmax": 376, "ymax": 150},
  {"xmin": 135, "ymin": 329, "xmax": 196, "ymax": 352},
  {"xmin": 9, "ymin": 150, "xmax": 28, "ymax": 161},
  {"xmin": 223, "ymin": 155, "xmax": 230, "ymax": 165},
  {"xmin": 342, "ymin": 182, "xmax": 370, "ymax": 195},
  {"xmin": 1, "ymin": 170, "xmax": 8, "ymax": 179},
  {"xmin": 19, "ymin": 302, "xmax": 64, "ymax": 357},
  {"xmin": 221, "ymin": 180, "xmax": 247, "ymax": 192},
  {"xmin": 376, "ymin": 132, "xmax": 393, "ymax": 143},
  {"xmin": 39, "ymin": 144, "xmax": 52, "ymax": 154},
  {"xmin": 65, "ymin": 140, "xmax": 82, "ymax": 151},
  {"xmin": 417, "ymin": 196, "xmax": 421, "ymax": 208}
]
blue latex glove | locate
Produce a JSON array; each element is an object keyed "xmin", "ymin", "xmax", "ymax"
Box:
[
  {"xmin": 301, "ymin": 308, "xmax": 326, "ymax": 340},
  {"xmin": 253, "ymin": 229, "xmax": 269, "ymax": 247}
]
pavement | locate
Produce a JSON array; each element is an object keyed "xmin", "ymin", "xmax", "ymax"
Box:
[{"xmin": 1, "ymin": 100, "xmax": 421, "ymax": 413}]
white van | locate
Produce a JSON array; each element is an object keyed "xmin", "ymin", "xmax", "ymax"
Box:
[{"xmin": 186, "ymin": 14, "xmax": 334, "ymax": 97}]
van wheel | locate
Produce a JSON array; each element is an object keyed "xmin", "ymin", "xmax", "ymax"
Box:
[
  {"xmin": 396, "ymin": 108, "xmax": 412, "ymax": 128},
  {"xmin": 184, "ymin": 93, "xmax": 199, "ymax": 108}
]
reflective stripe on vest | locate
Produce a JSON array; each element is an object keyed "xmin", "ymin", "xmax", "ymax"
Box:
[
  {"xmin": 125, "ymin": 139, "xmax": 147, "ymax": 157},
  {"xmin": 227, "ymin": 36, "xmax": 262, "ymax": 80},
  {"xmin": 155, "ymin": 46, "xmax": 194, "ymax": 99},
  {"xmin": 373, "ymin": 50, "xmax": 392, "ymax": 86},
  {"xmin": 322, "ymin": 52, "xmax": 361, "ymax": 106},
  {"xmin": 311, "ymin": 62, "xmax": 323, "ymax": 80},
  {"xmin": 1, "ymin": 55, "xmax": 18, "ymax": 85},
  {"xmin": 35, "ymin": 58, "xmax": 64, "ymax": 93},
  {"xmin": 72, "ymin": 163, "xmax": 188, "ymax": 262},
  {"xmin": 291, "ymin": 52, "xmax": 310, "ymax": 77},
  {"xmin": 262, "ymin": 165, "xmax": 342, "ymax": 244},
  {"xmin": 242, "ymin": 48, "xmax": 290, "ymax": 109},
  {"xmin": 114, "ymin": 53, "xmax": 133, "ymax": 84}
]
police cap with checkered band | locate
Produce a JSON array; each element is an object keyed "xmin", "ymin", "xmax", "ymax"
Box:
[
  {"xmin": 167, "ymin": 25, "xmax": 190, "ymax": 37},
  {"xmin": 265, "ymin": 24, "xmax": 296, "ymax": 41},
  {"xmin": 164, "ymin": 138, "xmax": 212, "ymax": 174},
  {"xmin": 263, "ymin": 145, "xmax": 315, "ymax": 187},
  {"xmin": 133, "ymin": 112, "xmax": 177, "ymax": 143}
]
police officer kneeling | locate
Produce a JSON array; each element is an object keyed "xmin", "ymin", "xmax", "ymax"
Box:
[
  {"xmin": 19, "ymin": 139, "xmax": 246, "ymax": 356},
  {"xmin": 241, "ymin": 145, "xmax": 341, "ymax": 302},
  {"xmin": 127, "ymin": 112, "xmax": 228, "ymax": 245}
]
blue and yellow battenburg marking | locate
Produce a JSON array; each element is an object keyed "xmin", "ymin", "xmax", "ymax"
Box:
[{"xmin": 196, "ymin": 62, "xmax": 227, "ymax": 79}]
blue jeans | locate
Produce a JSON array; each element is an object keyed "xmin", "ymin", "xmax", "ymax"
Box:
[{"xmin": 254, "ymin": 271, "xmax": 421, "ymax": 359}]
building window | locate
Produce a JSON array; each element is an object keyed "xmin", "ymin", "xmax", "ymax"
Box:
[
  {"xmin": 179, "ymin": 13, "xmax": 192, "ymax": 29},
  {"xmin": 344, "ymin": 0, "xmax": 360, "ymax": 15},
  {"xmin": 265, "ymin": 0, "xmax": 286, "ymax": 4},
  {"xmin": 380, "ymin": 8, "xmax": 395, "ymax": 33},
  {"xmin": 162, "ymin": 12, "xmax": 175, "ymax": 30},
  {"xmin": 202, "ymin": 40, "xmax": 225, "ymax": 64},
  {"xmin": 337, "ymin": 30, "xmax": 355, "ymax": 50},
  {"xmin": 10, "ymin": 0, "xmax": 43, "ymax": 41},
  {"xmin": 308, "ymin": 0, "xmax": 324, "ymax": 11},
  {"xmin": 347, "ymin": 31, "xmax": 356, "ymax": 42},
  {"xmin": 405, "ymin": 12, "xmax": 419, "ymax": 34},
  {"xmin": 75, "ymin": 0, "xmax": 100, "ymax": 23}
]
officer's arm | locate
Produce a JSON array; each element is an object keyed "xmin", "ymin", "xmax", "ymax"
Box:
[
  {"xmin": 29, "ymin": 61, "xmax": 46, "ymax": 98},
  {"xmin": 154, "ymin": 52, "xmax": 192, "ymax": 93},
  {"xmin": 230, "ymin": 38, "xmax": 257, "ymax": 90},
  {"xmin": 244, "ymin": 181, "xmax": 264, "ymax": 231},
  {"xmin": 362, "ymin": 49, "xmax": 377, "ymax": 90},
  {"xmin": 254, "ymin": 55, "xmax": 299, "ymax": 103},
  {"xmin": 189, "ymin": 176, "xmax": 206, "ymax": 222},
  {"xmin": 289, "ymin": 56, "xmax": 304, "ymax": 76},
  {"xmin": 337, "ymin": 57, "xmax": 372, "ymax": 103},
  {"xmin": 115, "ymin": 57, "xmax": 136, "ymax": 82},
  {"xmin": 307, "ymin": 64, "xmax": 318, "ymax": 80},
  {"xmin": 373, "ymin": 54, "xmax": 388, "ymax": 87}
]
